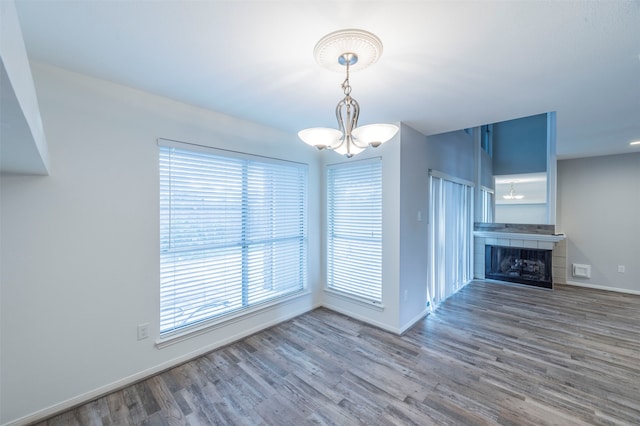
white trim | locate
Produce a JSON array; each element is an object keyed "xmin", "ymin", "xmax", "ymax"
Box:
[
  {"xmin": 323, "ymin": 288, "xmax": 385, "ymax": 311},
  {"xmin": 322, "ymin": 304, "xmax": 401, "ymax": 334},
  {"xmin": 428, "ymin": 169, "xmax": 475, "ymax": 188},
  {"xmin": 5, "ymin": 297, "xmax": 319, "ymax": 426},
  {"xmin": 398, "ymin": 308, "xmax": 430, "ymax": 335},
  {"xmin": 326, "ymin": 156, "xmax": 381, "ymax": 169},
  {"xmin": 157, "ymin": 137, "xmax": 308, "ymax": 166},
  {"xmin": 546, "ymin": 112, "xmax": 557, "ymax": 225},
  {"xmin": 474, "ymin": 231, "xmax": 566, "ymax": 243},
  {"xmin": 156, "ymin": 290, "xmax": 312, "ymax": 348},
  {"xmin": 564, "ymin": 280, "xmax": 640, "ymax": 296}
]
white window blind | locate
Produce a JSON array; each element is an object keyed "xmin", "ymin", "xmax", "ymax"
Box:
[
  {"xmin": 427, "ymin": 171, "xmax": 473, "ymax": 311},
  {"xmin": 327, "ymin": 158, "xmax": 382, "ymax": 303},
  {"xmin": 159, "ymin": 141, "xmax": 307, "ymax": 335}
]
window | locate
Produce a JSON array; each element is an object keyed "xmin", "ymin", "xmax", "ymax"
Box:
[
  {"xmin": 480, "ymin": 186, "xmax": 495, "ymax": 223},
  {"xmin": 427, "ymin": 171, "xmax": 473, "ymax": 310},
  {"xmin": 159, "ymin": 140, "xmax": 307, "ymax": 336},
  {"xmin": 326, "ymin": 158, "xmax": 382, "ymax": 303},
  {"xmin": 481, "ymin": 124, "xmax": 493, "ymax": 157}
]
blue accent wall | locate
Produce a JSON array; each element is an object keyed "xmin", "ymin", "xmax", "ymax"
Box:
[{"xmin": 493, "ymin": 113, "xmax": 547, "ymax": 175}]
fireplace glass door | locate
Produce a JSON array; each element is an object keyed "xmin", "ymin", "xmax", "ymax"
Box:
[{"xmin": 485, "ymin": 245, "xmax": 552, "ymax": 288}]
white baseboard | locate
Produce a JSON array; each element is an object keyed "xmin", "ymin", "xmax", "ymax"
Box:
[
  {"xmin": 564, "ymin": 280, "xmax": 640, "ymax": 296},
  {"xmin": 322, "ymin": 303, "xmax": 403, "ymax": 334},
  {"xmin": 4, "ymin": 299, "xmax": 321, "ymax": 426},
  {"xmin": 399, "ymin": 308, "xmax": 430, "ymax": 335}
]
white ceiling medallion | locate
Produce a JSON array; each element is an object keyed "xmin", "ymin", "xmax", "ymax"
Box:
[{"xmin": 313, "ymin": 29, "xmax": 384, "ymax": 73}]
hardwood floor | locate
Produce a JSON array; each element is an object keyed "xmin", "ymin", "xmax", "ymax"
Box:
[{"xmin": 36, "ymin": 281, "xmax": 640, "ymax": 425}]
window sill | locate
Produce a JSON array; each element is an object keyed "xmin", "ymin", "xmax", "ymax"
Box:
[
  {"xmin": 323, "ymin": 288, "xmax": 385, "ymax": 312},
  {"xmin": 155, "ymin": 289, "xmax": 311, "ymax": 349}
]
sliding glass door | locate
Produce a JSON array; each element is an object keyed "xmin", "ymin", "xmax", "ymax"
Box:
[{"xmin": 427, "ymin": 171, "xmax": 474, "ymax": 311}]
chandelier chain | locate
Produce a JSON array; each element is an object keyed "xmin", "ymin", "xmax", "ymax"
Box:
[{"xmin": 341, "ymin": 59, "xmax": 352, "ymax": 97}]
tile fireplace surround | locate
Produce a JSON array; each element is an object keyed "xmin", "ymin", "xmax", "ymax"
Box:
[{"xmin": 474, "ymin": 223, "xmax": 567, "ymax": 287}]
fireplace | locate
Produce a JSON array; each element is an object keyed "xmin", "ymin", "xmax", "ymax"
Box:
[{"xmin": 485, "ymin": 245, "xmax": 552, "ymax": 288}]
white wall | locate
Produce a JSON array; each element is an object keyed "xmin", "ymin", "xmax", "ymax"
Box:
[
  {"xmin": 0, "ymin": 63, "xmax": 321, "ymax": 425},
  {"xmin": 398, "ymin": 124, "xmax": 430, "ymax": 330},
  {"xmin": 495, "ymin": 203, "xmax": 547, "ymax": 224},
  {"xmin": 557, "ymin": 153, "xmax": 640, "ymax": 293}
]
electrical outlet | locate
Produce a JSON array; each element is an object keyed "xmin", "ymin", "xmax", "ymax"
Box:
[
  {"xmin": 137, "ymin": 323, "xmax": 150, "ymax": 340},
  {"xmin": 618, "ymin": 265, "xmax": 625, "ymax": 273}
]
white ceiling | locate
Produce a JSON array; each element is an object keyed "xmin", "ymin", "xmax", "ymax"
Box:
[{"xmin": 13, "ymin": 0, "xmax": 640, "ymax": 160}]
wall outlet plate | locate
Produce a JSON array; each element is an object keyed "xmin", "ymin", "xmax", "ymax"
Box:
[{"xmin": 137, "ymin": 323, "xmax": 150, "ymax": 340}]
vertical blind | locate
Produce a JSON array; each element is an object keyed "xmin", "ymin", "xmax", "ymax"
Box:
[
  {"xmin": 427, "ymin": 172, "xmax": 473, "ymax": 311},
  {"xmin": 327, "ymin": 158, "xmax": 382, "ymax": 302},
  {"xmin": 159, "ymin": 141, "xmax": 307, "ymax": 335}
]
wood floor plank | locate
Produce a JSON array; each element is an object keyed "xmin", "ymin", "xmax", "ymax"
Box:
[
  {"xmin": 146, "ymin": 376, "xmax": 188, "ymax": 425},
  {"xmin": 38, "ymin": 281, "xmax": 640, "ymax": 425},
  {"xmin": 74, "ymin": 399, "xmax": 102, "ymax": 426},
  {"xmin": 134, "ymin": 381, "xmax": 161, "ymax": 417},
  {"xmin": 121, "ymin": 386, "xmax": 147, "ymax": 425}
]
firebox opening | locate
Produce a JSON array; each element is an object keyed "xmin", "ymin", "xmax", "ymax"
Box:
[{"xmin": 485, "ymin": 245, "xmax": 552, "ymax": 289}]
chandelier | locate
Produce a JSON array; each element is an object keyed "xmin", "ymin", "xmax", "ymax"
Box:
[
  {"xmin": 503, "ymin": 182, "xmax": 524, "ymax": 200},
  {"xmin": 298, "ymin": 29, "xmax": 398, "ymax": 158}
]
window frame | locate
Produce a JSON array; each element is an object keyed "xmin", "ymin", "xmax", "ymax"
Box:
[
  {"xmin": 325, "ymin": 157, "xmax": 383, "ymax": 306},
  {"xmin": 157, "ymin": 138, "xmax": 309, "ymax": 344}
]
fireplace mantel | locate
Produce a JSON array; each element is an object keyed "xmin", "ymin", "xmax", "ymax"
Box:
[{"xmin": 473, "ymin": 231, "xmax": 566, "ymax": 243}]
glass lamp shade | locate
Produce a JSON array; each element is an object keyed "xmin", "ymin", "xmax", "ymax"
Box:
[
  {"xmin": 333, "ymin": 141, "xmax": 365, "ymax": 157},
  {"xmin": 298, "ymin": 128, "xmax": 342, "ymax": 149},
  {"xmin": 503, "ymin": 194, "xmax": 524, "ymax": 200},
  {"xmin": 352, "ymin": 123, "xmax": 399, "ymax": 147}
]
